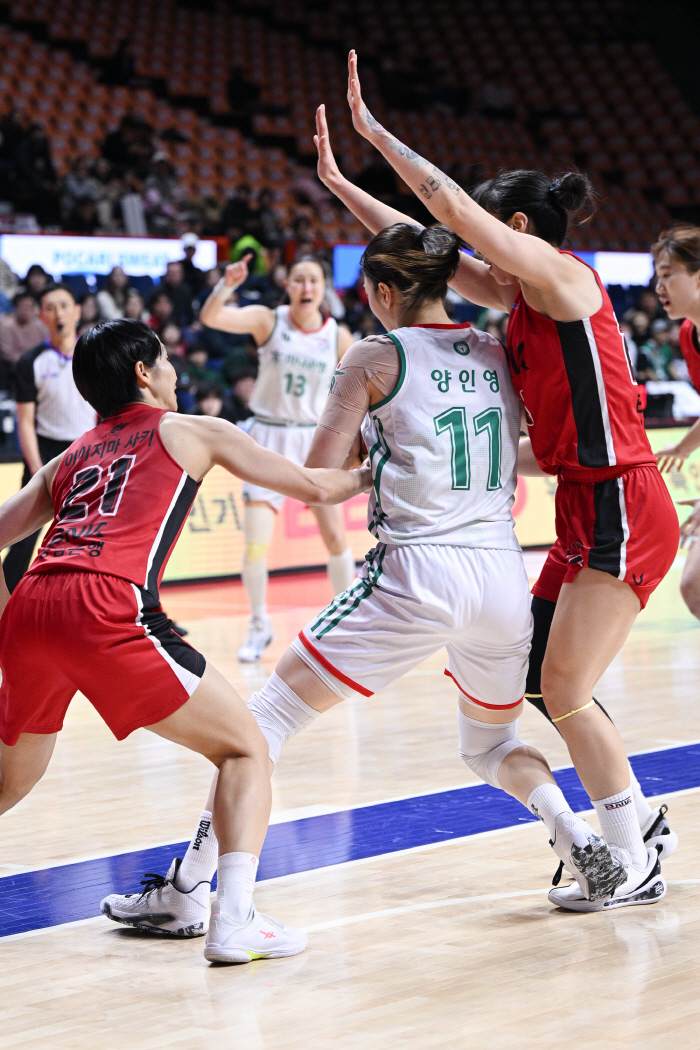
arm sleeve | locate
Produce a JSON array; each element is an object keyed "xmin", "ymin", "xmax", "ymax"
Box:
[
  {"xmin": 14, "ymin": 350, "xmax": 38, "ymax": 403},
  {"xmin": 316, "ymin": 334, "xmax": 400, "ymax": 438}
]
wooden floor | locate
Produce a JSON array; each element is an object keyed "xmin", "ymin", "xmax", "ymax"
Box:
[{"xmin": 1, "ymin": 554, "xmax": 699, "ymax": 1049}]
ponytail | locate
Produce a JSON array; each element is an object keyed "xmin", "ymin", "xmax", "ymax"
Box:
[
  {"xmin": 361, "ymin": 223, "xmax": 461, "ymax": 313},
  {"xmin": 472, "ymin": 169, "xmax": 596, "ymax": 246}
]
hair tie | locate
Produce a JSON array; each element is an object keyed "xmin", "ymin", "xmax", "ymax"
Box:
[{"xmin": 549, "ymin": 179, "xmax": 561, "ymax": 193}]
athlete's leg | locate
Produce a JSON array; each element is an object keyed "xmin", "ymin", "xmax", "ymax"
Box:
[
  {"xmin": 541, "ymin": 568, "xmax": 648, "ymax": 868},
  {"xmin": 238, "ymin": 500, "xmax": 277, "ymax": 662},
  {"xmin": 0, "ymin": 732, "xmax": 57, "ymax": 816},
  {"xmin": 309, "ymin": 504, "xmax": 355, "ymax": 595},
  {"xmin": 679, "ymin": 535, "xmax": 700, "ymax": 619}
]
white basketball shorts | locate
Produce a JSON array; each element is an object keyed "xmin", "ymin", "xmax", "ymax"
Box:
[
  {"xmin": 242, "ymin": 420, "xmax": 317, "ymax": 511},
  {"xmin": 294, "ymin": 543, "xmax": 533, "ymax": 709}
]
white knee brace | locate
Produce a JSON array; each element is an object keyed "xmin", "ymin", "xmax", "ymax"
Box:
[
  {"xmin": 247, "ymin": 672, "xmax": 320, "ymax": 765},
  {"xmin": 457, "ymin": 709, "xmax": 528, "ymax": 789}
]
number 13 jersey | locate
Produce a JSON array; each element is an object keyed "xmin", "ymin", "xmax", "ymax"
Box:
[
  {"xmin": 249, "ymin": 305, "xmax": 339, "ymax": 425},
  {"xmin": 361, "ymin": 323, "xmax": 521, "ymax": 550},
  {"xmin": 27, "ymin": 403, "xmax": 199, "ymax": 600}
]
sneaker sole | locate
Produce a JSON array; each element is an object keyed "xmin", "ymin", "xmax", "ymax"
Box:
[
  {"xmin": 101, "ymin": 902, "xmax": 206, "ymax": 937},
  {"xmin": 549, "ymin": 873, "xmax": 666, "ymax": 912},
  {"xmin": 203, "ymin": 943, "xmax": 306, "ymax": 964}
]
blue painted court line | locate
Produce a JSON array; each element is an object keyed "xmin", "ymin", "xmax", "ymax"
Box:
[{"xmin": 1, "ymin": 743, "xmax": 698, "ymax": 939}]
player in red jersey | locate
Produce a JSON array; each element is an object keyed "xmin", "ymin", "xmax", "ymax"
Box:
[
  {"xmin": 335, "ymin": 51, "xmax": 679, "ymax": 911},
  {"xmin": 0, "ymin": 318, "xmax": 370, "ymax": 962},
  {"xmin": 651, "ymin": 225, "xmax": 700, "ymax": 620}
]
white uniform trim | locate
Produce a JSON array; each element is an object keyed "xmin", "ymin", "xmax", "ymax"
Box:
[
  {"xmin": 583, "ymin": 317, "xmax": 616, "ymax": 466},
  {"xmin": 143, "ymin": 471, "xmax": 188, "ymax": 588},
  {"xmin": 616, "ymin": 476, "xmax": 630, "ymax": 580},
  {"xmin": 130, "ymin": 583, "xmax": 200, "ymax": 696}
]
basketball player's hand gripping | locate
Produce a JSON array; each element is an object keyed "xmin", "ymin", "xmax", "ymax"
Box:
[
  {"xmin": 314, "ymin": 105, "xmax": 342, "ymax": 187},
  {"xmin": 347, "ymin": 50, "xmax": 383, "ymax": 140},
  {"xmin": 678, "ymin": 498, "xmax": 700, "ymax": 546},
  {"xmin": 224, "ymin": 252, "xmax": 255, "ymax": 289}
]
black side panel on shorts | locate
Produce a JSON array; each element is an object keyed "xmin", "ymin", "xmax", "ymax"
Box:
[
  {"xmin": 145, "ymin": 475, "xmax": 199, "ymax": 598},
  {"xmin": 589, "ymin": 478, "xmax": 623, "ymax": 577},
  {"xmin": 525, "ymin": 595, "xmax": 556, "ymax": 696},
  {"xmin": 139, "ymin": 588, "xmax": 206, "ymax": 679},
  {"xmin": 555, "ymin": 320, "xmax": 610, "ymax": 468}
]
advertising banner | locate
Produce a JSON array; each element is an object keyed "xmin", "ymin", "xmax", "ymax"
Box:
[{"xmin": 0, "ymin": 234, "xmax": 217, "ymax": 279}]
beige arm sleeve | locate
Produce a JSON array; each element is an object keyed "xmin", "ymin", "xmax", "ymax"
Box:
[{"xmin": 316, "ymin": 334, "xmax": 401, "ymax": 438}]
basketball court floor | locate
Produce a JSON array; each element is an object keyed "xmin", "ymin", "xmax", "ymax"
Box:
[{"xmin": 1, "ymin": 552, "xmax": 699, "ymax": 1049}]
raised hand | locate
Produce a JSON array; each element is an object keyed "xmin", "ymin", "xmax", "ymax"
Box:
[
  {"xmin": 224, "ymin": 252, "xmax": 254, "ymax": 288},
  {"xmin": 314, "ymin": 104, "xmax": 341, "ymax": 187},
  {"xmin": 347, "ymin": 50, "xmax": 384, "ymax": 140}
]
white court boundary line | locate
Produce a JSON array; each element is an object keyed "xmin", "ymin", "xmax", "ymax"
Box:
[{"xmin": 3, "ymin": 739, "xmax": 700, "ymax": 881}]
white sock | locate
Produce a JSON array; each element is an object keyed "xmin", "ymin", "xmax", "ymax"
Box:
[
  {"xmin": 327, "ymin": 547, "xmax": 355, "ymax": 595},
  {"xmin": 242, "ymin": 558, "xmax": 268, "ymax": 619},
  {"xmin": 247, "ymin": 671, "xmax": 321, "ymax": 765},
  {"xmin": 628, "ymin": 762, "xmax": 653, "ymax": 828},
  {"xmin": 593, "ymin": 786, "xmax": 647, "ymax": 869},
  {"xmin": 527, "ymin": 783, "xmax": 573, "ymax": 839},
  {"xmin": 177, "ymin": 810, "xmax": 218, "ymax": 889},
  {"xmin": 217, "ymin": 851, "xmax": 258, "ymax": 922}
]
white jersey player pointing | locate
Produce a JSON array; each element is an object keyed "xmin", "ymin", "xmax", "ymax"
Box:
[
  {"xmin": 201, "ymin": 255, "xmax": 355, "ymax": 661},
  {"xmin": 104, "ymin": 222, "xmax": 631, "ymax": 942}
]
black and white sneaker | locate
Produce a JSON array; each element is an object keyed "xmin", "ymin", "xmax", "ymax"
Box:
[
  {"xmin": 642, "ymin": 804, "xmax": 678, "ymax": 860},
  {"xmin": 549, "ymin": 846, "xmax": 666, "ymax": 912},
  {"xmin": 549, "ymin": 812, "xmax": 627, "ymax": 902},
  {"xmin": 100, "ymin": 858, "xmax": 210, "ymax": 937}
]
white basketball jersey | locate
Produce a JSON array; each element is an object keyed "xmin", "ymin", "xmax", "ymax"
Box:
[
  {"xmin": 360, "ymin": 324, "xmax": 521, "ymax": 550},
  {"xmin": 249, "ymin": 305, "xmax": 339, "ymax": 425}
]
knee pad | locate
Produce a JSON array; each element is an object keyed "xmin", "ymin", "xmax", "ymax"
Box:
[
  {"xmin": 244, "ymin": 542, "xmax": 269, "ymax": 563},
  {"xmin": 246, "ymin": 672, "xmax": 320, "ymax": 765},
  {"xmin": 457, "ymin": 709, "xmax": 528, "ymax": 789}
]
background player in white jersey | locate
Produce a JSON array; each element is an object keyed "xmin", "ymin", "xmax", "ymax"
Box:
[
  {"xmin": 104, "ymin": 223, "xmax": 633, "ymax": 938},
  {"xmin": 200, "ymin": 256, "xmax": 355, "ymax": 661}
]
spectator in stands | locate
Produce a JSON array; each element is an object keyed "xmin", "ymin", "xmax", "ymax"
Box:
[
  {"xmin": 66, "ymin": 197, "xmax": 99, "ymax": 234},
  {"xmin": 0, "ymin": 256, "xmax": 18, "ymax": 307},
  {"xmin": 221, "ymin": 184, "xmax": 257, "ymax": 241},
  {"xmin": 161, "ymin": 321, "xmax": 186, "ymax": 358},
  {"xmin": 62, "ymin": 156, "xmax": 100, "ymax": 220},
  {"xmin": 2, "ymin": 283, "xmax": 96, "ymax": 592},
  {"xmin": 77, "ymin": 292, "xmax": 99, "ymax": 336},
  {"xmin": 0, "ymin": 291, "xmax": 48, "ymax": 373},
  {"xmin": 147, "ymin": 289, "xmax": 174, "ymax": 333},
  {"xmin": 257, "ymin": 188, "xmax": 283, "ymax": 248},
  {"xmin": 229, "ymin": 364, "xmax": 257, "ymax": 424},
  {"xmin": 193, "ymin": 266, "xmax": 223, "ymax": 313},
  {"xmin": 180, "ymin": 232, "xmax": 205, "ymax": 292},
  {"xmin": 15, "ymin": 123, "xmax": 60, "ymax": 227},
  {"xmin": 102, "ymin": 115, "xmax": 151, "ymax": 177},
  {"xmin": 666, "ymin": 322, "xmax": 689, "ymax": 382},
  {"xmin": 124, "ymin": 288, "xmax": 148, "ymax": 320},
  {"xmin": 638, "ymin": 287, "xmax": 662, "ymax": 320},
  {"xmin": 143, "ymin": 152, "xmax": 182, "ymax": 236},
  {"xmin": 160, "ymin": 261, "xmax": 194, "ymax": 326},
  {"xmin": 22, "ymin": 264, "xmax": 50, "ymax": 298},
  {"xmin": 222, "ymin": 334, "xmax": 259, "ymax": 387},
  {"xmin": 637, "ymin": 319, "xmax": 674, "ymax": 381},
  {"xmin": 627, "ymin": 309, "xmax": 652, "ymax": 348},
  {"xmin": 97, "ymin": 266, "xmax": 130, "ymax": 320},
  {"xmin": 194, "ymin": 381, "xmax": 242, "ymax": 425}
]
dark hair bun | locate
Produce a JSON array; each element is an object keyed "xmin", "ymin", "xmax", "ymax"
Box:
[
  {"xmin": 361, "ymin": 222, "xmax": 461, "ymax": 314},
  {"xmin": 552, "ymin": 171, "xmax": 594, "ymax": 213}
]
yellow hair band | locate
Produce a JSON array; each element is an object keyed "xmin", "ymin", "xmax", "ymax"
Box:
[{"xmin": 551, "ymin": 699, "xmax": 595, "ymax": 724}]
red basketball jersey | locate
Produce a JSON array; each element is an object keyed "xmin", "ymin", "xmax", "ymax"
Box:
[
  {"xmin": 28, "ymin": 402, "xmax": 199, "ymax": 597},
  {"xmin": 506, "ymin": 252, "xmax": 654, "ymax": 476},
  {"xmin": 679, "ymin": 318, "xmax": 700, "ymax": 392}
]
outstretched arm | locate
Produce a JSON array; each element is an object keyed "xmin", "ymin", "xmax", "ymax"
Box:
[
  {"xmin": 199, "ymin": 253, "xmax": 275, "ymax": 344},
  {"xmin": 314, "ymin": 104, "xmax": 513, "ymax": 310},
  {"xmin": 344, "ymin": 51, "xmax": 578, "ymax": 293},
  {"xmin": 0, "ymin": 460, "xmax": 58, "ymax": 614}
]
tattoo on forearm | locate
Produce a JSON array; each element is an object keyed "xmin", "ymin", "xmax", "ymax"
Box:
[
  {"xmin": 418, "ymin": 184, "xmax": 432, "ymax": 199},
  {"xmin": 364, "ymin": 108, "xmax": 386, "ymax": 134},
  {"xmin": 433, "ymin": 165, "xmax": 461, "ymax": 196}
]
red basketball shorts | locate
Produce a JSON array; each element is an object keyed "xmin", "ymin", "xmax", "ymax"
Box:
[
  {"xmin": 0, "ymin": 571, "xmax": 206, "ymax": 746},
  {"xmin": 532, "ymin": 464, "xmax": 679, "ymax": 610}
]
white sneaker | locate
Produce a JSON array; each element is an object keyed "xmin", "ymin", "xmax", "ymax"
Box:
[
  {"xmin": 549, "ymin": 846, "xmax": 666, "ymax": 912},
  {"xmin": 203, "ymin": 902, "xmax": 308, "ymax": 964},
  {"xmin": 550, "ymin": 812, "xmax": 627, "ymax": 902},
  {"xmin": 642, "ymin": 804, "xmax": 679, "ymax": 860},
  {"xmin": 237, "ymin": 616, "xmax": 274, "ymax": 662},
  {"xmin": 100, "ymin": 858, "xmax": 210, "ymax": 937}
]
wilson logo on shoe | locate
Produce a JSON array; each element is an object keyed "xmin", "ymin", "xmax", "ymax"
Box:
[
  {"xmin": 192, "ymin": 819, "xmax": 211, "ymax": 851},
  {"xmin": 260, "ymin": 929, "xmax": 277, "ymax": 939}
]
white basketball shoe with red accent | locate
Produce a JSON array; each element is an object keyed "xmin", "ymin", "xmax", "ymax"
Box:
[{"xmin": 203, "ymin": 902, "xmax": 307, "ymax": 964}]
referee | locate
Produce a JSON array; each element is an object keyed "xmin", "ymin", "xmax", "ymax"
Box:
[{"xmin": 2, "ymin": 283, "xmax": 96, "ymax": 591}]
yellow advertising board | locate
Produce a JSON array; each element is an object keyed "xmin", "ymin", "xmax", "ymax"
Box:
[{"xmin": 0, "ymin": 426, "xmax": 695, "ymax": 583}]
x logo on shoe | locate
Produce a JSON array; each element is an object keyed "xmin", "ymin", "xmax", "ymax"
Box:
[{"xmin": 260, "ymin": 929, "xmax": 277, "ymax": 939}]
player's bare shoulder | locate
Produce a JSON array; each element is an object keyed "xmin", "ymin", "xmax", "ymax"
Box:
[{"xmin": 158, "ymin": 410, "xmax": 243, "ymax": 481}]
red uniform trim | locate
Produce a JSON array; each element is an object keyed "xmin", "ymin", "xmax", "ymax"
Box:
[
  {"xmin": 297, "ymin": 631, "xmax": 374, "ymax": 697},
  {"xmin": 443, "ymin": 668, "xmax": 523, "ymax": 710},
  {"xmin": 288, "ymin": 310, "xmax": 330, "ymax": 335},
  {"xmin": 410, "ymin": 322, "xmax": 472, "ymax": 329},
  {"xmin": 558, "ymin": 463, "xmax": 648, "ymax": 483}
]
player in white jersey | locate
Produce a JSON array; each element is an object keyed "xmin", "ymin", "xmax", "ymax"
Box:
[
  {"xmin": 104, "ymin": 222, "xmax": 629, "ymax": 940},
  {"xmin": 200, "ymin": 255, "xmax": 355, "ymax": 661}
]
